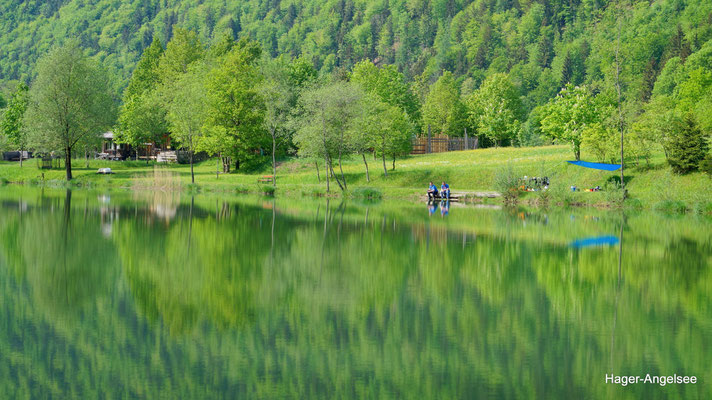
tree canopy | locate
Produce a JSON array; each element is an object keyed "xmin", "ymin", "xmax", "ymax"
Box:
[{"xmin": 23, "ymin": 41, "xmax": 115, "ymax": 180}]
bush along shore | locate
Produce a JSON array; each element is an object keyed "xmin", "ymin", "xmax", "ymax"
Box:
[{"xmin": 1, "ymin": 145, "xmax": 711, "ymax": 214}]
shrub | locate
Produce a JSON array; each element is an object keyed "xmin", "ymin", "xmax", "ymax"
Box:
[
  {"xmin": 700, "ymin": 153, "xmax": 712, "ymax": 176},
  {"xmin": 493, "ymin": 166, "xmax": 521, "ymax": 204},
  {"xmin": 261, "ymin": 185, "xmax": 276, "ymax": 196},
  {"xmin": 350, "ymin": 187, "xmax": 383, "ymax": 200},
  {"xmin": 185, "ymin": 183, "xmax": 201, "ymax": 194},
  {"xmin": 234, "ymin": 185, "xmax": 249, "ymax": 194},
  {"xmin": 533, "ymin": 187, "xmax": 550, "ymax": 206},
  {"xmin": 301, "ymin": 187, "xmax": 325, "ymax": 197},
  {"xmin": 667, "ymin": 114, "xmax": 708, "ymax": 174},
  {"xmin": 0, "ymin": 177, "xmax": 8, "ymax": 185},
  {"xmin": 654, "ymin": 200, "xmax": 688, "ymax": 214},
  {"xmin": 546, "ymin": 183, "xmax": 574, "ymax": 206},
  {"xmin": 694, "ymin": 202, "xmax": 712, "ymax": 215},
  {"xmin": 624, "ymin": 198, "xmax": 643, "ymax": 211},
  {"xmin": 603, "ymin": 181, "xmax": 625, "ymax": 207}
]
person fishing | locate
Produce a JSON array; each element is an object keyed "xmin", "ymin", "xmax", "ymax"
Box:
[
  {"xmin": 427, "ymin": 181, "xmax": 439, "ymax": 200},
  {"xmin": 440, "ymin": 181, "xmax": 450, "ymax": 200}
]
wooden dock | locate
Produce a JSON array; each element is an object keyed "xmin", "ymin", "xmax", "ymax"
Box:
[{"xmin": 424, "ymin": 191, "xmax": 500, "ymax": 202}]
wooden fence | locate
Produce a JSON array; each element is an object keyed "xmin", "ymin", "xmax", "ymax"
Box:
[{"xmin": 411, "ymin": 134, "xmax": 479, "ymax": 155}]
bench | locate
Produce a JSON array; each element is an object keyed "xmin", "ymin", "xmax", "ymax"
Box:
[
  {"xmin": 424, "ymin": 191, "xmax": 500, "ymax": 202},
  {"xmin": 257, "ymin": 175, "xmax": 275, "ymax": 184},
  {"xmin": 428, "ymin": 192, "xmax": 461, "ymax": 202}
]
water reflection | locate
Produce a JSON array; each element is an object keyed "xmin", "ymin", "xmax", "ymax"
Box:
[{"xmin": 0, "ymin": 188, "xmax": 710, "ymax": 399}]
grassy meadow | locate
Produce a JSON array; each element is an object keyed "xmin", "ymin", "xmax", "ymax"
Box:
[{"xmin": 1, "ymin": 145, "xmax": 710, "ymax": 211}]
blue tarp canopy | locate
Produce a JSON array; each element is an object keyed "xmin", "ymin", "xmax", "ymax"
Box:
[
  {"xmin": 567, "ymin": 160, "xmax": 621, "ymax": 171},
  {"xmin": 570, "ymin": 235, "xmax": 620, "ymax": 248}
]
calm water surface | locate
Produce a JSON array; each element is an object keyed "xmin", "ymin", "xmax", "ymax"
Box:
[{"xmin": 0, "ymin": 187, "xmax": 710, "ymax": 399}]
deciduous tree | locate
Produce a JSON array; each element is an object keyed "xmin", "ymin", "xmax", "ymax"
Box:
[
  {"xmin": 422, "ymin": 71, "xmax": 466, "ymax": 137},
  {"xmin": 165, "ymin": 66, "xmax": 208, "ymax": 184},
  {"xmin": 24, "ymin": 41, "xmax": 115, "ymax": 180},
  {"xmin": 206, "ymin": 39, "xmax": 266, "ymax": 172},
  {"xmin": 116, "ymin": 38, "xmax": 166, "ymax": 160},
  {"xmin": 539, "ymin": 84, "xmax": 599, "ymax": 161},
  {"xmin": 467, "ymin": 73, "xmax": 523, "ymax": 147},
  {"xmin": 0, "ymin": 83, "xmax": 29, "ymax": 166}
]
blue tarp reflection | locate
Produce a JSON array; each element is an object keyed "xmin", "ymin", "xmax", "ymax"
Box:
[{"xmin": 570, "ymin": 235, "xmax": 620, "ymax": 248}]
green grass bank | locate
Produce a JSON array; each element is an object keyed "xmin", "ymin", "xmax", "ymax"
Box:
[{"xmin": 1, "ymin": 145, "xmax": 710, "ymax": 212}]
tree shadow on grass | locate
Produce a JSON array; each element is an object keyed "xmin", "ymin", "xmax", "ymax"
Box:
[{"xmin": 606, "ymin": 174, "xmax": 635, "ymax": 186}]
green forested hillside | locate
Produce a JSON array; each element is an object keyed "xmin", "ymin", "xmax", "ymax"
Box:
[{"xmin": 0, "ymin": 0, "xmax": 710, "ymax": 97}]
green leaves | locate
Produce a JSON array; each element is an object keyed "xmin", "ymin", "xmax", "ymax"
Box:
[
  {"xmin": 422, "ymin": 71, "xmax": 466, "ymax": 137},
  {"xmin": 116, "ymin": 38, "xmax": 166, "ymax": 150},
  {"xmin": 0, "ymin": 83, "xmax": 29, "ymax": 151},
  {"xmin": 539, "ymin": 84, "xmax": 600, "ymax": 160},
  {"xmin": 24, "ymin": 40, "xmax": 115, "ymax": 179},
  {"xmin": 165, "ymin": 66, "xmax": 208, "ymax": 153},
  {"xmin": 204, "ymin": 40, "xmax": 266, "ymax": 169},
  {"xmin": 467, "ymin": 73, "xmax": 523, "ymax": 147}
]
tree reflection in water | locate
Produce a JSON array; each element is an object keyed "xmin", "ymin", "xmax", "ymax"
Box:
[{"xmin": 0, "ymin": 187, "xmax": 709, "ymax": 399}]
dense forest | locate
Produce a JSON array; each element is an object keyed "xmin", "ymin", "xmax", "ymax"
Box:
[{"xmin": 1, "ymin": 0, "xmax": 712, "ymax": 180}]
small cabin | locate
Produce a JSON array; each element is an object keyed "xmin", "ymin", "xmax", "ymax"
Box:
[{"xmin": 100, "ymin": 132, "xmax": 129, "ymax": 160}]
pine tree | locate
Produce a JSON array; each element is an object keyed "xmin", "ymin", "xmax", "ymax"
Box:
[
  {"xmin": 640, "ymin": 57, "xmax": 657, "ymax": 102},
  {"xmin": 560, "ymin": 52, "xmax": 573, "ymax": 88},
  {"xmin": 537, "ymin": 32, "xmax": 553, "ymax": 68},
  {"xmin": 667, "ymin": 114, "xmax": 708, "ymax": 174}
]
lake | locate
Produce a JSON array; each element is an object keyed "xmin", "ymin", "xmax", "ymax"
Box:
[{"xmin": 0, "ymin": 187, "xmax": 710, "ymax": 399}]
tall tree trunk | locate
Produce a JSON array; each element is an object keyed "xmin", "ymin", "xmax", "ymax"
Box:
[
  {"xmin": 382, "ymin": 135, "xmax": 388, "ymax": 177},
  {"xmin": 190, "ymin": 150, "xmax": 195, "ymax": 184},
  {"xmin": 338, "ymin": 128, "xmax": 347, "ymax": 190},
  {"xmin": 271, "ymin": 127, "xmax": 277, "ymax": 187},
  {"xmin": 315, "ymin": 161, "xmax": 321, "ymax": 182},
  {"xmin": 573, "ymin": 140, "xmax": 581, "ymax": 161},
  {"xmin": 329, "ymin": 158, "xmax": 344, "ymax": 191},
  {"xmin": 65, "ymin": 146, "xmax": 72, "ymax": 181},
  {"xmin": 325, "ymin": 157, "xmax": 330, "ymax": 193},
  {"xmin": 616, "ymin": 9, "xmax": 625, "ymax": 192},
  {"xmin": 362, "ymin": 153, "xmax": 370, "ymax": 182},
  {"xmin": 392, "ymin": 154, "xmax": 396, "ymax": 170},
  {"xmin": 320, "ymin": 112, "xmax": 330, "ymax": 192},
  {"xmin": 20, "ymin": 146, "xmax": 23, "ymax": 167},
  {"xmin": 216, "ymin": 154, "xmax": 220, "ymax": 179}
]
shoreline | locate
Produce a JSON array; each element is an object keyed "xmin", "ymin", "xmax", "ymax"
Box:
[
  {"xmin": 1, "ymin": 145, "xmax": 710, "ymax": 214},
  {"xmin": 1, "ymin": 179, "xmax": 709, "ymax": 215}
]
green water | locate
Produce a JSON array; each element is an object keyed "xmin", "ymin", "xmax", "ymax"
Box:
[{"xmin": 0, "ymin": 187, "xmax": 710, "ymax": 399}]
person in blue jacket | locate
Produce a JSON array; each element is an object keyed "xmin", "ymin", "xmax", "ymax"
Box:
[
  {"xmin": 427, "ymin": 181, "xmax": 439, "ymax": 200},
  {"xmin": 440, "ymin": 181, "xmax": 450, "ymax": 200}
]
